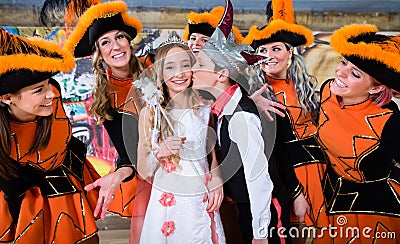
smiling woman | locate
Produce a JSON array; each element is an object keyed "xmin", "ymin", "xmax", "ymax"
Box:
[
  {"xmin": 314, "ymin": 24, "xmax": 400, "ymax": 244},
  {"xmin": 4, "ymin": 80, "xmax": 56, "ymax": 122},
  {"xmin": 96, "ymin": 30, "xmax": 133, "ymax": 73},
  {"xmin": 0, "ymin": 27, "xmax": 101, "ymax": 244},
  {"xmin": 242, "ymin": 0, "xmax": 325, "ymax": 238},
  {"xmin": 58, "ymin": 1, "xmax": 150, "ymax": 228}
]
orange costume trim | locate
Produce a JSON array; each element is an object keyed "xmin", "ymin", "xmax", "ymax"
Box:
[
  {"xmin": 314, "ymin": 80, "xmax": 400, "ymax": 243},
  {"xmin": 268, "ymin": 75, "xmax": 328, "ymax": 227},
  {"xmin": 107, "ymin": 70, "xmax": 142, "ymax": 115},
  {"xmin": 268, "ymin": 75, "xmax": 316, "ymax": 139},
  {"xmin": 330, "ymin": 24, "xmax": 400, "ymax": 75},
  {"xmin": 0, "ymin": 34, "xmax": 75, "ymax": 75},
  {"xmin": 242, "ymin": 19, "xmax": 314, "ymax": 47},
  {"xmin": 0, "ymin": 85, "xmax": 100, "ymax": 244},
  {"xmin": 105, "ymin": 71, "xmax": 149, "ymax": 219},
  {"xmin": 242, "ymin": 0, "xmax": 314, "ymax": 47}
]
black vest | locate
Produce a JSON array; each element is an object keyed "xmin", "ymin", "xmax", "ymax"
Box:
[{"xmin": 218, "ymin": 93, "xmax": 260, "ymax": 203}]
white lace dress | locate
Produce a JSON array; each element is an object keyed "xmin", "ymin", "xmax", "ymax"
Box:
[{"xmin": 140, "ymin": 105, "xmax": 225, "ymax": 244}]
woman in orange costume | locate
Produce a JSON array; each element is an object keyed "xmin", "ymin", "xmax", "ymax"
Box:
[
  {"xmin": 0, "ymin": 28, "xmax": 100, "ymax": 243},
  {"xmin": 314, "ymin": 24, "xmax": 400, "ymax": 243},
  {"xmin": 41, "ymin": 1, "xmax": 151, "ymax": 241},
  {"xmin": 242, "ymin": 0, "xmax": 328, "ymax": 233}
]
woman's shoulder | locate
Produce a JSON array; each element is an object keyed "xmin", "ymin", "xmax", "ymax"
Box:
[
  {"xmin": 50, "ymin": 78, "xmax": 62, "ymax": 98},
  {"xmin": 318, "ymin": 79, "xmax": 334, "ymax": 101},
  {"xmin": 320, "ymin": 79, "xmax": 333, "ymax": 93},
  {"xmin": 384, "ymin": 101, "xmax": 400, "ymax": 118}
]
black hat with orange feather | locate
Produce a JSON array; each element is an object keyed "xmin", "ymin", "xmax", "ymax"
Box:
[
  {"xmin": 330, "ymin": 24, "xmax": 400, "ymax": 91},
  {"xmin": 0, "ymin": 28, "xmax": 75, "ymax": 95},
  {"xmin": 242, "ymin": 0, "xmax": 313, "ymax": 49},
  {"xmin": 40, "ymin": 0, "xmax": 142, "ymax": 58},
  {"xmin": 182, "ymin": 5, "xmax": 243, "ymax": 43},
  {"xmin": 201, "ymin": 0, "xmax": 269, "ymax": 92}
]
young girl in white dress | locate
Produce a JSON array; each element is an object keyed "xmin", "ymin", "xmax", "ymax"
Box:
[{"xmin": 135, "ymin": 39, "xmax": 226, "ymax": 243}]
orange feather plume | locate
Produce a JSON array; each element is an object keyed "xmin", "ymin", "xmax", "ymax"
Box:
[{"xmin": 272, "ymin": 0, "xmax": 296, "ymax": 24}]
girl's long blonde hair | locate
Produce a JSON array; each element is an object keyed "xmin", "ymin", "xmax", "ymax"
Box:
[
  {"xmin": 90, "ymin": 32, "xmax": 143, "ymax": 124},
  {"xmin": 146, "ymin": 43, "xmax": 200, "ymax": 167}
]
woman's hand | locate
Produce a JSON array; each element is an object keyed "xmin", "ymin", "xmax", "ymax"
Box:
[
  {"xmin": 203, "ymin": 173, "xmax": 224, "ymax": 212},
  {"xmin": 84, "ymin": 167, "xmax": 133, "ymax": 219},
  {"xmin": 251, "ymin": 84, "xmax": 286, "ymax": 121},
  {"xmin": 156, "ymin": 136, "xmax": 184, "ymax": 159},
  {"xmin": 293, "ymin": 193, "xmax": 310, "ymax": 223}
]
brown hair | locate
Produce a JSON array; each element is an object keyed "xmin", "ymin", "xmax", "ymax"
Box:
[
  {"xmin": 369, "ymin": 77, "xmax": 393, "ymax": 107},
  {"xmin": 90, "ymin": 32, "xmax": 143, "ymax": 124},
  {"xmin": 0, "ymin": 101, "xmax": 52, "ymax": 180}
]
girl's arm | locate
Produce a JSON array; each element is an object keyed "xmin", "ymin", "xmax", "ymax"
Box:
[
  {"xmin": 137, "ymin": 106, "xmax": 183, "ymax": 179},
  {"xmin": 205, "ymin": 148, "xmax": 224, "ymax": 212}
]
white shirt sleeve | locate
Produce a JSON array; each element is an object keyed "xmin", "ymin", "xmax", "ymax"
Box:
[{"xmin": 229, "ymin": 111, "xmax": 273, "ymax": 239}]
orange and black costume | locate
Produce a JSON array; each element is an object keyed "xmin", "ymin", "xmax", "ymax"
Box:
[
  {"xmin": 316, "ymin": 80, "xmax": 400, "ymax": 243},
  {"xmin": 0, "ymin": 26, "xmax": 102, "ymax": 243},
  {"xmin": 268, "ymin": 76, "xmax": 328, "ymax": 227},
  {"xmin": 60, "ymin": 1, "xmax": 148, "ymax": 218},
  {"xmin": 0, "ymin": 80, "xmax": 100, "ymax": 243},
  {"xmin": 104, "ymin": 70, "xmax": 146, "ymax": 218},
  {"xmin": 104, "ymin": 68, "xmax": 142, "ymax": 176},
  {"xmin": 242, "ymin": 0, "xmax": 327, "ymax": 229},
  {"xmin": 313, "ymin": 24, "xmax": 400, "ymax": 243}
]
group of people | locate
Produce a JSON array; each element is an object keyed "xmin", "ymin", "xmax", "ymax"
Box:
[{"xmin": 0, "ymin": 0, "xmax": 399, "ymax": 243}]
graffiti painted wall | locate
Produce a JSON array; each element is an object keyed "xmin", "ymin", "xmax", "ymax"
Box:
[{"xmin": 3, "ymin": 26, "xmax": 398, "ymax": 175}]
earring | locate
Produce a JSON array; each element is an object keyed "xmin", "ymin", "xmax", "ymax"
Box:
[{"xmin": 369, "ymin": 87, "xmax": 378, "ymax": 95}]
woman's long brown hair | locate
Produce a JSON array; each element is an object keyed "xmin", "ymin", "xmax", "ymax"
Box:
[
  {"xmin": 90, "ymin": 32, "xmax": 143, "ymax": 124},
  {"xmin": 0, "ymin": 101, "xmax": 52, "ymax": 180}
]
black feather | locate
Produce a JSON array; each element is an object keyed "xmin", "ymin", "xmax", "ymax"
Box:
[
  {"xmin": 265, "ymin": 1, "xmax": 273, "ymax": 22},
  {"xmin": 39, "ymin": 0, "xmax": 96, "ymax": 26}
]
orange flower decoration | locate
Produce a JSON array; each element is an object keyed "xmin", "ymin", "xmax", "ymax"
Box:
[
  {"xmin": 161, "ymin": 221, "xmax": 175, "ymax": 237},
  {"xmin": 159, "ymin": 192, "xmax": 176, "ymax": 207},
  {"xmin": 160, "ymin": 157, "xmax": 176, "ymax": 173}
]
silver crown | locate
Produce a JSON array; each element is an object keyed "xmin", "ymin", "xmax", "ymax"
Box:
[{"xmin": 158, "ymin": 31, "xmax": 187, "ymax": 48}]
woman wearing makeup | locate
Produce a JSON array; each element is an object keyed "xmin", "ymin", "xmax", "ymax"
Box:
[
  {"xmin": 40, "ymin": 1, "xmax": 151, "ymax": 241},
  {"xmin": 46, "ymin": 0, "xmax": 148, "ymax": 220},
  {"xmin": 242, "ymin": 0, "xmax": 327, "ymax": 235},
  {"xmin": 0, "ymin": 28, "xmax": 100, "ymax": 244},
  {"xmin": 313, "ymin": 24, "xmax": 400, "ymax": 244}
]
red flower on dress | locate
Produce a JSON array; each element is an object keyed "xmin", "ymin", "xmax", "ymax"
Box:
[
  {"xmin": 160, "ymin": 157, "xmax": 176, "ymax": 173},
  {"xmin": 159, "ymin": 192, "xmax": 176, "ymax": 207},
  {"xmin": 161, "ymin": 221, "xmax": 175, "ymax": 237}
]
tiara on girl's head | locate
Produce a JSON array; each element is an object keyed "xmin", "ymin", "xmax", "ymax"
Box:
[{"xmin": 158, "ymin": 31, "xmax": 187, "ymax": 48}]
